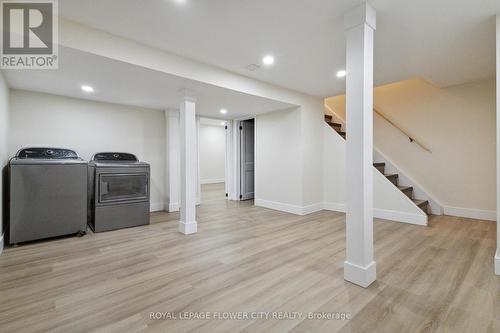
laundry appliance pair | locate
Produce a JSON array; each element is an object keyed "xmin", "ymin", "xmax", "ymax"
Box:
[{"xmin": 8, "ymin": 148, "xmax": 150, "ymax": 244}]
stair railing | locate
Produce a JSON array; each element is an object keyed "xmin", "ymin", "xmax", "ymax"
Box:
[
  {"xmin": 373, "ymin": 107, "xmax": 431, "ymax": 153},
  {"xmin": 324, "ymin": 104, "xmax": 431, "ymax": 153}
]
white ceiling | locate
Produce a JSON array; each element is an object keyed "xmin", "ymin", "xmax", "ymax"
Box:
[
  {"xmin": 3, "ymin": 46, "xmax": 293, "ymax": 119},
  {"xmin": 58, "ymin": 0, "xmax": 500, "ymax": 97}
]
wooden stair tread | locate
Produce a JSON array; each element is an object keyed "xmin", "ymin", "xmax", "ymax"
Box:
[
  {"xmin": 398, "ymin": 185, "xmax": 414, "ymax": 199},
  {"xmin": 373, "ymin": 162, "xmax": 385, "ymax": 174},
  {"xmin": 385, "ymin": 174, "xmax": 399, "ymax": 186},
  {"xmin": 327, "ymin": 122, "xmax": 342, "ymax": 128},
  {"xmin": 412, "ymin": 199, "xmax": 429, "ymax": 207}
]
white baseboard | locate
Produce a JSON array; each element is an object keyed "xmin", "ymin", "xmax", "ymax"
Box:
[
  {"xmin": 178, "ymin": 221, "xmax": 197, "ymax": 235},
  {"xmin": 200, "ymin": 178, "xmax": 225, "ymax": 185},
  {"xmin": 301, "ymin": 202, "xmax": 324, "ymax": 215},
  {"xmin": 495, "ymin": 250, "xmax": 500, "ymax": 276},
  {"xmin": 168, "ymin": 203, "xmax": 179, "ymax": 212},
  {"xmin": 443, "ymin": 206, "xmax": 496, "ymax": 221},
  {"xmin": 150, "ymin": 202, "xmax": 165, "ymax": 212},
  {"xmin": 254, "ymin": 199, "xmax": 303, "ymax": 215},
  {"xmin": 323, "ymin": 202, "xmax": 494, "ymax": 224},
  {"xmin": 322, "ymin": 202, "xmax": 427, "ymax": 226},
  {"xmin": 254, "ymin": 199, "xmax": 323, "ymax": 216},
  {"xmin": 254, "ymin": 199, "xmax": 426, "ymax": 226},
  {"xmin": 344, "ymin": 260, "xmax": 376, "ymax": 288},
  {"xmin": 323, "ymin": 202, "xmax": 346, "ymax": 212},
  {"xmin": 0, "ymin": 233, "xmax": 3, "ymax": 256}
]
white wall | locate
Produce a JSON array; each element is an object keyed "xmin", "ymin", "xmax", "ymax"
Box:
[
  {"xmin": 59, "ymin": 19, "xmax": 325, "ymax": 212},
  {"xmin": 0, "ymin": 71, "xmax": 9, "ymax": 254},
  {"xmin": 255, "ymin": 107, "xmax": 303, "ymax": 210},
  {"xmin": 199, "ymin": 124, "xmax": 225, "ymax": 184},
  {"xmin": 300, "ymin": 99, "xmax": 326, "ymax": 207},
  {"xmin": 9, "ymin": 90, "xmax": 166, "ymax": 211},
  {"xmin": 326, "ymin": 78, "xmax": 496, "ymax": 219},
  {"xmin": 323, "ymin": 124, "xmax": 427, "ymax": 225}
]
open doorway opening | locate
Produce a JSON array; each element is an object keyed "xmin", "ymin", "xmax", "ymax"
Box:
[
  {"xmin": 196, "ymin": 117, "xmax": 255, "ymax": 204},
  {"xmin": 198, "ymin": 118, "xmax": 226, "ymax": 203}
]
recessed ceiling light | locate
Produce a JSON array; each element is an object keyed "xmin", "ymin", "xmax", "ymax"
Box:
[
  {"xmin": 220, "ymin": 122, "xmax": 226, "ymax": 126},
  {"xmin": 220, "ymin": 109, "xmax": 228, "ymax": 114},
  {"xmin": 262, "ymin": 55, "xmax": 275, "ymax": 66},
  {"xmin": 173, "ymin": 0, "xmax": 187, "ymax": 4},
  {"xmin": 81, "ymin": 85, "xmax": 94, "ymax": 93},
  {"xmin": 336, "ymin": 70, "xmax": 347, "ymax": 78}
]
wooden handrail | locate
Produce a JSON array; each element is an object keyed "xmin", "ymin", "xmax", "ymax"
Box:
[
  {"xmin": 373, "ymin": 108, "xmax": 431, "ymax": 153},
  {"xmin": 324, "ymin": 104, "xmax": 431, "ymax": 153}
]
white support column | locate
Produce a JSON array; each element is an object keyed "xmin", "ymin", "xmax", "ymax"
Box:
[
  {"xmin": 196, "ymin": 116, "xmax": 201, "ymax": 205},
  {"xmin": 343, "ymin": 2, "xmax": 377, "ymax": 288},
  {"xmin": 165, "ymin": 109, "xmax": 180, "ymax": 212},
  {"xmin": 179, "ymin": 95, "xmax": 198, "ymax": 234},
  {"xmin": 495, "ymin": 14, "xmax": 500, "ymax": 276}
]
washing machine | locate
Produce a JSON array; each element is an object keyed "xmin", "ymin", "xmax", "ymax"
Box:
[{"xmin": 9, "ymin": 147, "xmax": 87, "ymax": 244}]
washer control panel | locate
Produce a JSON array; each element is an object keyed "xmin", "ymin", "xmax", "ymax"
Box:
[{"xmin": 16, "ymin": 148, "xmax": 79, "ymax": 159}]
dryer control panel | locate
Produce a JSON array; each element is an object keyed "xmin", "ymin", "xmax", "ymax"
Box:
[{"xmin": 92, "ymin": 152, "xmax": 138, "ymax": 162}]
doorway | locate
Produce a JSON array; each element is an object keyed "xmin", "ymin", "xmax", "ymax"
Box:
[{"xmin": 198, "ymin": 118, "xmax": 227, "ymax": 203}]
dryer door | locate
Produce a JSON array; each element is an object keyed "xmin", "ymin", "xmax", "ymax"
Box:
[{"xmin": 98, "ymin": 173, "xmax": 149, "ymax": 204}]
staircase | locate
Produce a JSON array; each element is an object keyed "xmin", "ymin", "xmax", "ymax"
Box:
[{"xmin": 325, "ymin": 114, "xmax": 429, "ymax": 214}]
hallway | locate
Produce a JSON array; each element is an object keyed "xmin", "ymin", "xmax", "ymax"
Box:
[{"xmin": 200, "ymin": 183, "xmax": 228, "ymax": 204}]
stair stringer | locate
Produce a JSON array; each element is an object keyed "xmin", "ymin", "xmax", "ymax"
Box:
[
  {"xmin": 373, "ymin": 148, "xmax": 443, "ymax": 215},
  {"xmin": 323, "ymin": 123, "xmax": 428, "ymax": 226}
]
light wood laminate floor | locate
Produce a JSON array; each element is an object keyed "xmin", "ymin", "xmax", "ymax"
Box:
[{"xmin": 0, "ymin": 183, "xmax": 499, "ymax": 333}]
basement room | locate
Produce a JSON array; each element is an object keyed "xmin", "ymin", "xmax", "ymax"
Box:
[{"xmin": 0, "ymin": 1, "xmax": 499, "ymax": 332}]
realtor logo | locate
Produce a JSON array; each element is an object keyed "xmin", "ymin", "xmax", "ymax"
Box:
[{"xmin": 1, "ymin": 0, "xmax": 58, "ymax": 69}]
